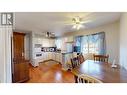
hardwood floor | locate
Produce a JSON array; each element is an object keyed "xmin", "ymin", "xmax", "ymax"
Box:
[{"xmin": 26, "ymin": 61, "xmax": 75, "ymax": 83}]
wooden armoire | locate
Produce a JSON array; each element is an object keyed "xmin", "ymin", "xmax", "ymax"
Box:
[{"xmin": 12, "ymin": 32, "xmax": 29, "ymax": 83}]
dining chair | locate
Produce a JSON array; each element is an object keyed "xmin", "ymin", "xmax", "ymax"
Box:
[
  {"xmin": 71, "ymin": 57, "xmax": 80, "ymax": 69},
  {"xmin": 77, "ymin": 53, "xmax": 85, "ymax": 64},
  {"xmin": 93, "ymin": 54, "xmax": 109, "ymax": 63},
  {"xmin": 75, "ymin": 74, "xmax": 102, "ymax": 83}
]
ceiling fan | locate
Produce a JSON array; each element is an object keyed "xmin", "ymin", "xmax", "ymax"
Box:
[
  {"xmin": 72, "ymin": 16, "xmax": 92, "ymax": 30},
  {"xmin": 60, "ymin": 16, "xmax": 92, "ymax": 30},
  {"xmin": 72, "ymin": 16, "xmax": 83, "ymax": 30}
]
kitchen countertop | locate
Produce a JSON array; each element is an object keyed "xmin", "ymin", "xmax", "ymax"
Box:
[{"xmin": 61, "ymin": 52, "xmax": 73, "ymax": 54}]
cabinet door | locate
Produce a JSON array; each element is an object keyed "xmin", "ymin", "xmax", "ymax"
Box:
[
  {"xmin": 43, "ymin": 53, "xmax": 46, "ymax": 61},
  {"xmin": 52, "ymin": 52, "xmax": 56, "ymax": 60},
  {"xmin": 50, "ymin": 52, "xmax": 54, "ymax": 60},
  {"xmin": 68, "ymin": 36, "xmax": 74, "ymax": 42},
  {"xmin": 33, "ymin": 37, "xmax": 38, "ymax": 44},
  {"xmin": 58, "ymin": 53, "xmax": 60, "ymax": 62},
  {"xmin": 56, "ymin": 53, "xmax": 59, "ymax": 62},
  {"xmin": 45, "ymin": 53, "xmax": 47, "ymax": 60},
  {"xmin": 51, "ymin": 39, "xmax": 55, "ymax": 47},
  {"xmin": 48, "ymin": 52, "xmax": 52, "ymax": 59},
  {"xmin": 42, "ymin": 38, "xmax": 49, "ymax": 47},
  {"xmin": 40, "ymin": 53, "xmax": 44, "ymax": 62},
  {"xmin": 59, "ymin": 54, "xmax": 62, "ymax": 63},
  {"xmin": 46, "ymin": 52, "xmax": 49, "ymax": 60},
  {"xmin": 38, "ymin": 38, "xmax": 42, "ymax": 44}
]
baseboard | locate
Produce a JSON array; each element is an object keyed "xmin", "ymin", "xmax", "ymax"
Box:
[{"xmin": 39, "ymin": 59, "xmax": 61, "ymax": 64}]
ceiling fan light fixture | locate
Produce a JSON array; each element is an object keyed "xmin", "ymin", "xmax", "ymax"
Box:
[
  {"xmin": 77, "ymin": 24, "xmax": 82, "ymax": 30},
  {"xmin": 72, "ymin": 24, "xmax": 77, "ymax": 29},
  {"xmin": 72, "ymin": 16, "xmax": 81, "ymax": 24},
  {"xmin": 72, "ymin": 16, "xmax": 84, "ymax": 30}
]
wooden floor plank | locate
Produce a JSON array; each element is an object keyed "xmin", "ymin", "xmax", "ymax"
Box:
[{"xmin": 26, "ymin": 61, "xmax": 75, "ymax": 83}]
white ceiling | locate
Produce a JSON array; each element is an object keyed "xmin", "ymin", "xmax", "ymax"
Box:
[{"xmin": 14, "ymin": 12, "xmax": 121, "ymax": 36}]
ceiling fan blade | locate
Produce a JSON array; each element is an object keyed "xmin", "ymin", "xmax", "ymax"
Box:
[
  {"xmin": 80, "ymin": 20, "xmax": 92, "ymax": 24},
  {"xmin": 57, "ymin": 22, "xmax": 75, "ymax": 25},
  {"xmin": 64, "ymin": 23, "xmax": 75, "ymax": 26}
]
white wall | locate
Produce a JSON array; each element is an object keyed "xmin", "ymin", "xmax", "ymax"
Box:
[
  {"xmin": 0, "ymin": 13, "xmax": 12, "ymax": 83},
  {"xmin": 24, "ymin": 33, "xmax": 30, "ymax": 60},
  {"xmin": 64, "ymin": 21, "xmax": 120, "ymax": 64},
  {"xmin": 120, "ymin": 13, "xmax": 127, "ymax": 70},
  {"xmin": 0, "ymin": 26, "xmax": 12, "ymax": 83}
]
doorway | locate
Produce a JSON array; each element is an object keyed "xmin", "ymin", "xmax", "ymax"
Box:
[{"xmin": 12, "ymin": 32, "xmax": 29, "ymax": 83}]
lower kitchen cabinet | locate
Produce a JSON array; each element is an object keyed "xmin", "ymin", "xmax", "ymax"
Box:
[
  {"xmin": 50, "ymin": 52, "xmax": 55, "ymax": 60},
  {"xmin": 32, "ymin": 52, "xmax": 63, "ymax": 67},
  {"xmin": 48, "ymin": 52, "xmax": 52, "ymax": 60}
]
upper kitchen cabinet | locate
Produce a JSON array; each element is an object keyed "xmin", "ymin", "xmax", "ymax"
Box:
[
  {"xmin": 42, "ymin": 38, "xmax": 49, "ymax": 47},
  {"xmin": 34, "ymin": 37, "xmax": 42, "ymax": 45},
  {"xmin": 65, "ymin": 36, "xmax": 74, "ymax": 43},
  {"xmin": 42, "ymin": 38, "xmax": 55, "ymax": 47},
  {"xmin": 49, "ymin": 38, "xmax": 55, "ymax": 47}
]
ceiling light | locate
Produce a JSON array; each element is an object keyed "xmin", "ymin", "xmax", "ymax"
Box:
[
  {"xmin": 72, "ymin": 16, "xmax": 84, "ymax": 30},
  {"xmin": 72, "ymin": 16, "xmax": 81, "ymax": 24}
]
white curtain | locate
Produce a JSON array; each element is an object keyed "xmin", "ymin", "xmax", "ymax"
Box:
[{"xmin": 81, "ymin": 32, "xmax": 106, "ymax": 55}]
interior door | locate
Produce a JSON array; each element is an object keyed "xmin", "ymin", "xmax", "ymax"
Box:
[
  {"xmin": 13, "ymin": 32, "xmax": 25, "ymax": 60},
  {"xmin": 13, "ymin": 32, "xmax": 28, "ymax": 83}
]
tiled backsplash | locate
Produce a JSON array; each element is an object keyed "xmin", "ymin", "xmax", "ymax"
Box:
[{"xmin": 41, "ymin": 47, "xmax": 56, "ymax": 52}]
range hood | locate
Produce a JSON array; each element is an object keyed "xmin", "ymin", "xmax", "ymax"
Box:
[{"xmin": 45, "ymin": 32, "xmax": 55, "ymax": 38}]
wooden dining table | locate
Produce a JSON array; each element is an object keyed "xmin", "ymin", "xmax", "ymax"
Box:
[{"xmin": 71, "ymin": 60, "xmax": 127, "ymax": 83}]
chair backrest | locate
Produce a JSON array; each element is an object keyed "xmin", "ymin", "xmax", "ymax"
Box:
[
  {"xmin": 71, "ymin": 57, "xmax": 80, "ymax": 68},
  {"xmin": 77, "ymin": 53, "xmax": 85, "ymax": 64},
  {"xmin": 93, "ymin": 54, "xmax": 109, "ymax": 63},
  {"xmin": 76, "ymin": 74, "xmax": 102, "ymax": 83}
]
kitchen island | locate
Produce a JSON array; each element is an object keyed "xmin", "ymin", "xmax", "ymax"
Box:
[{"xmin": 61, "ymin": 52, "xmax": 73, "ymax": 70}]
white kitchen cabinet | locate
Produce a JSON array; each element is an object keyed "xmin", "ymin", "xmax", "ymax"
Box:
[
  {"xmin": 48, "ymin": 52, "xmax": 51, "ymax": 59},
  {"xmin": 51, "ymin": 52, "xmax": 54, "ymax": 60},
  {"xmin": 57, "ymin": 53, "xmax": 62, "ymax": 63},
  {"xmin": 55, "ymin": 53, "xmax": 59, "ymax": 62},
  {"xmin": 52, "ymin": 52, "xmax": 56, "ymax": 60},
  {"xmin": 34, "ymin": 37, "xmax": 43, "ymax": 45},
  {"xmin": 46, "ymin": 53, "xmax": 48, "ymax": 60},
  {"xmin": 41, "ymin": 52, "xmax": 56, "ymax": 61},
  {"xmin": 40, "ymin": 54, "xmax": 43, "ymax": 62},
  {"xmin": 49, "ymin": 39, "xmax": 55, "ymax": 47},
  {"xmin": 42, "ymin": 52, "xmax": 46, "ymax": 61},
  {"xmin": 33, "ymin": 37, "xmax": 38, "ymax": 44},
  {"xmin": 48, "ymin": 52, "xmax": 53, "ymax": 59},
  {"xmin": 42, "ymin": 38, "xmax": 49, "ymax": 47},
  {"xmin": 41, "ymin": 38, "xmax": 55, "ymax": 47},
  {"xmin": 66, "ymin": 36, "xmax": 74, "ymax": 43},
  {"xmin": 55, "ymin": 53, "xmax": 62, "ymax": 63},
  {"xmin": 59, "ymin": 53, "xmax": 62, "ymax": 63}
]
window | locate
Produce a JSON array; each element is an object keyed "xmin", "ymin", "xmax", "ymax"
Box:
[
  {"xmin": 82, "ymin": 39, "xmax": 99, "ymax": 54},
  {"xmin": 55, "ymin": 38, "xmax": 62, "ymax": 49},
  {"xmin": 81, "ymin": 32, "xmax": 106, "ymax": 55}
]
